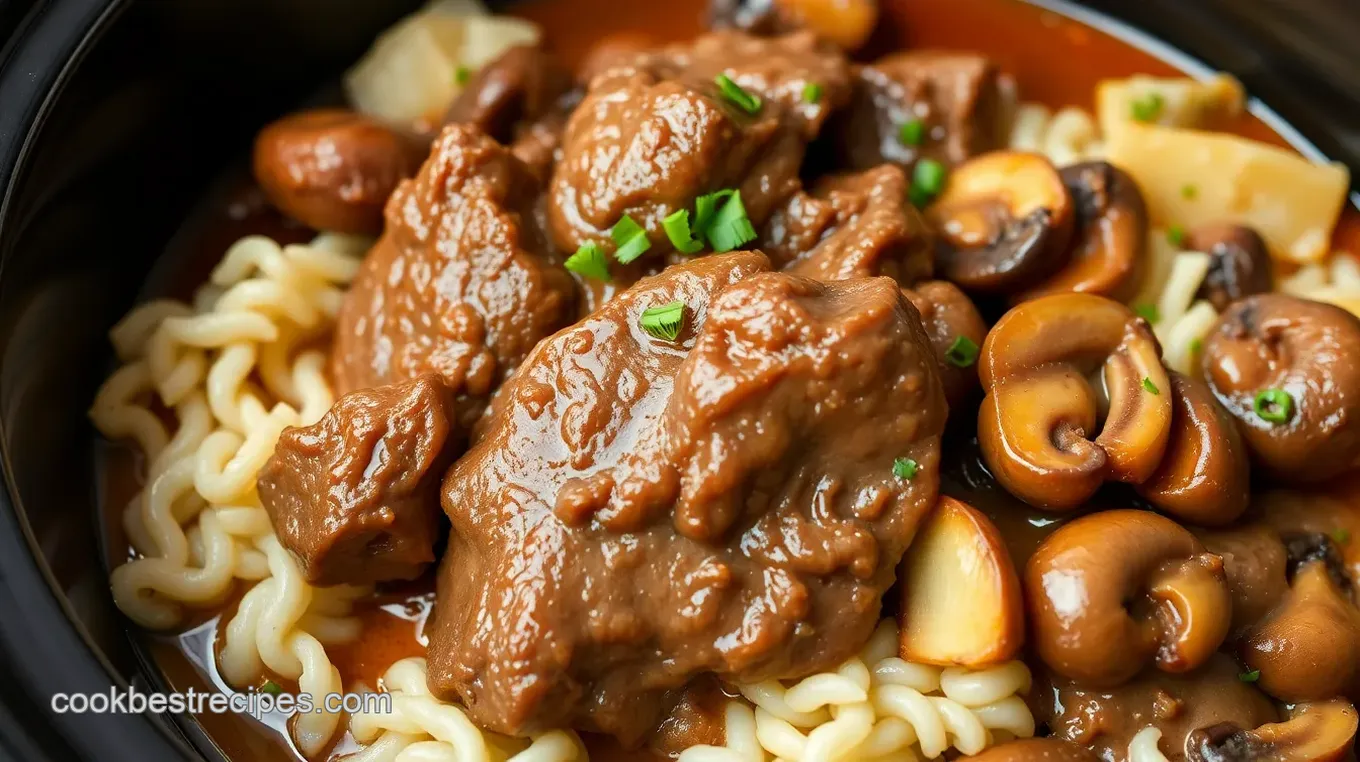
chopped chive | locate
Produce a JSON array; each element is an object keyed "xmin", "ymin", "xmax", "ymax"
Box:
[
  {"xmin": 704, "ymin": 190, "xmax": 757, "ymax": 253},
  {"xmin": 910, "ymin": 159, "xmax": 948, "ymax": 208},
  {"xmin": 455, "ymin": 65, "xmax": 471, "ymax": 85},
  {"xmin": 1134, "ymin": 303, "xmax": 1161, "ymax": 324},
  {"xmin": 1181, "ymin": 184, "xmax": 1198, "ymax": 200},
  {"xmin": 694, "ymin": 189, "xmax": 736, "ymax": 235},
  {"xmin": 893, "ymin": 457, "xmax": 919, "ymax": 480},
  {"xmin": 1142, "ymin": 377, "xmax": 1160, "ymax": 395},
  {"xmin": 663, "ymin": 209, "xmax": 705, "ymax": 254},
  {"xmin": 944, "ymin": 336, "xmax": 979, "ymax": 368},
  {"xmin": 802, "ymin": 82, "xmax": 823, "ymax": 104},
  {"xmin": 1253, "ymin": 388, "xmax": 1293, "ymax": 424},
  {"xmin": 1167, "ymin": 225, "xmax": 1187, "ymax": 248},
  {"xmin": 715, "ymin": 73, "xmax": 761, "ymax": 114},
  {"xmin": 898, "ymin": 119, "xmax": 926, "ymax": 147},
  {"xmin": 1332, "ymin": 528, "xmax": 1352, "ymax": 545},
  {"xmin": 610, "ymin": 215, "xmax": 651, "ymax": 264},
  {"xmin": 639, "ymin": 300, "xmax": 686, "ymax": 342},
  {"xmin": 1238, "ymin": 669, "xmax": 1260, "ymax": 683},
  {"xmin": 1130, "ymin": 91, "xmax": 1164, "ymax": 122},
  {"xmin": 261, "ymin": 680, "xmax": 282, "ymax": 695},
  {"xmin": 564, "ymin": 242, "xmax": 611, "ymax": 281},
  {"xmin": 1189, "ymin": 338, "xmax": 1204, "ymax": 355}
]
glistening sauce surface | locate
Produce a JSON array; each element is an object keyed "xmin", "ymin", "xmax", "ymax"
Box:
[{"xmin": 96, "ymin": 0, "xmax": 1360, "ymax": 760}]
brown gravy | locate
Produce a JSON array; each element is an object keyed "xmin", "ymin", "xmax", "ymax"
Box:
[{"xmin": 96, "ymin": 0, "xmax": 1360, "ymax": 760}]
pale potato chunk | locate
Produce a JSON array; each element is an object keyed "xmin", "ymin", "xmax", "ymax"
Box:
[
  {"xmin": 1107, "ymin": 121, "xmax": 1350, "ymax": 263},
  {"xmin": 1097, "ymin": 73, "xmax": 1244, "ymax": 143}
]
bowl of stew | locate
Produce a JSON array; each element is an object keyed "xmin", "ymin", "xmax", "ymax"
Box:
[{"xmin": 2, "ymin": 0, "xmax": 1359, "ymax": 760}]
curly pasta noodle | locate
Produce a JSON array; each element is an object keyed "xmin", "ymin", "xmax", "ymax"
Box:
[
  {"xmin": 346, "ymin": 657, "xmax": 584, "ymax": 762},
  {"xmin": 1281, "ymin": 252, "xmax": 1360, "ymax": 318},
  {"xmin": 89, "ymin": 233, "xmax": 372, "ymax": 756},
  {"xmin": 681, "ymin": 620, "xmax": 1036, "ymax": 762},
  {"xmin": 1127, "ymin": 727, "xmax": 1170, "ymax": 762},
  {"xmin": 1008, "ymin": 103, "xmax": 1104, "ymax": 167}
]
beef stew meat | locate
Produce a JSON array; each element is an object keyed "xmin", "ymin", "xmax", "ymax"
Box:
[
  {"xmin": 257, "ymin": 374, "xmax": 459, "ymax": 586},
  {"xmin": 331, "ymin": 123, "xmax": 576, "ymax": 420},
  {"xmin": 427, "ymin": 252, "xmax": 946, "ymax": 741}
]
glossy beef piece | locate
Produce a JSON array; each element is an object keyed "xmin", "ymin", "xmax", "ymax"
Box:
[
  {"xmin": 330, "ymin": 125, "xmax": 576, "ymax": 418},
  {"xmin": 253, "ymin": 109, "xmax": 425, "ymax": 235},
  {"xmin": 428, "ymin": 252, "xmax": 947, "ymax": 742},
  {"xmin": 256, "ymin": 375, "xmax": 457, "ymax": 586},
  {"xmin": 835, "ymin": 51, "xmax": 1010, "ymax": 172},
  {"xmin": 444, "ymin": 45, "xmax": 574, "ymax": 144},
  {"xmin": 547, "ymin": 30, "xmax": 851, "ymax": 255},
  {"xmin": 905, "ymin": 281, "xmax": 987, "ymax": 408},
  {"xmin": 768, "ymin": 164, "xmax": 934, "ymax": 283},
  {"xmin": 1037, "ymin": 655, "xmax": 1279, "ymax": 761}
]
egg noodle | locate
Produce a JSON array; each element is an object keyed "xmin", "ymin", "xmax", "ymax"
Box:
[{"xmin": 1126, "ymin": 727, "xmax": 1170, "ymax": 762}]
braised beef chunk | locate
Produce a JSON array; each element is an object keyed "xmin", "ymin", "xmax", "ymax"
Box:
[
  {"xmin": 331, "ymin": 124, "xmax": 576, "ymax": 420},
  {"xmin": 904, "ymin": 281, "xmax": 988, "ymax": 408},
  {"xmin": 427, "ymin": 252, "xmax": 947, "ymax": 743},
  {"xmin": 257, "ymin": 375, "xmax": 458, "ymax": 586},
  {"xmin": 769, "ymin": 164, "xmax": 934, "ymax": 283},
  {"xmin": 443, "ymin": 45, "xmax": 574, "ymax": 144},
  {"xmin": 835, "ymin": 51, "xmax": 1011, "ymax": 172},
  {"xmin": 547, "ymin": 30, "xmax": 851, "ymax": 256}
]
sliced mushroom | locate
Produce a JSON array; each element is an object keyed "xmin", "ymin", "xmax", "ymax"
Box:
[
  {"xmin": 1137, "ymin": 373, "xmax": 1250, "ymax": 527},
  {"xmin": 904, "ymin": 281, "xmax": 988, "ymax": 408},
  {"xmin": 1186, "ymin": 223, "xmax": 1273, "ymax": 311},
  {"xmin": 1201, "ymin": 294, "xmax": 1360, "ymax": 483},
  {"xmin": 929, "ymin": 151, "xmax": 1075, "ymax": 294},
  {"xmin": 966, "ymin": 739, "xmax": 1099, "ymax": 762},
  {"xmin": 1019, "ymin": 161, "xmax": 1148, "ymax": 303},
  {"xmin": 708, "ymin": 0, "xmax": 878, "ymax": 49},
  {"xmin": 443, "ymin": 44, "xmax": 573, "ymax": 144},
  {"xmin": 1187, "ymin": 701, "xmax": 1359, "ymax": 762},
  {"xmin": 1026, "ymin": 510, "xmax": 1232, "ymax": 686},
  {"xmin": 978, "ymin": 293, "xmax": 1172, "ymax": 510},
  {"xmin": 1239, "ymin": 557, "xmax": 1360, "ymax": 704}
]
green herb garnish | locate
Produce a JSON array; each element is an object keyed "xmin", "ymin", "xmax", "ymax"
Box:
[
  {"xmin": 564, "ymin": 242, "xmax": 611, "ymax": 281},
  {"xmin": 455, "ymin": 66, "xmax": 471, "ymax": 85},
  {"xmin": 610, "ymin": 215, "xmax": 651, "ymax": 264},
  {"xmin": 893, "ymin": 457, "xmax": 919, "ymax": 481},
  {"xmin": 662, "ymin": 209, "xmax": 705, "ymax": 254},
  {"xmin": 1189, "ymin": 338, "xmax": 1204, "ymax": 355},
  {"xmin": 715, "ymin": 74, "xmax": 761, "ymax": 114},
  {"xmin": 1253, "ymin": 388, "xmax": 1294, "ymax": 424},
  {"xmin": 1131, "ymin": 91, "xmax": 1164, "ymax": 122},
  {"xmin": 944, "ymin": 336, "xmax": 979, "ymax": 368},
  {"xmin": 261, "ymin": 680, "xmax": 282, "ymax": 695},
  {"xmin": 802, "ymin": 82, "xmax": 823, "ymax": 105},
  {"xmin": 1332, "ymin": 528, "xmax": 1352, "ymax": 545},
  {"xmin": 898, "ymin": 119, "xmax": 926, "ymax": 147},
  {"xmin": 1238, "ymin": 670, "xmax": 1260, "ymax": 683},
  {"xmin": 1181, "ymin": 184, "xmax": 1198, "ymax": 200},
  {"xmin": 1134, "ymin": 303, "xmax": 1161, "ymax": 324},
  {"xmin": 704, "ymin": 190, "xmax": 757, "ymax": 253},
  {"xmin": 639, "ymin": 300, "xmax": 686, "ymax": 342},
  {"xmin": 910, "ymin": 159, "xmax": 947, "ymax": 208},
  {"xmin": 1167, "ymin": 225, "xmax": 1187, "ymax": 248},
  {"xmin": 1142, "ymin": 377, "xmax": 1160, "ymax": 395},
  {"xmin": 694, "ymin": 189, "xmax": 736, "ymax": 235}
]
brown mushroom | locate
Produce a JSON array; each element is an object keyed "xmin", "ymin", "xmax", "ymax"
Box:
[
  {"xmin": 1201, "ymin": 294, "xmax": 1360, "ymax": 483},
  {"xmin": 905, "ymin": 281, "xmax": 988, "ymax": 408},
  {"xmin": 928, "ymin": 151, "xmax": 1075, "ymax": 294},
  {"xmin": 978, "ymin": 293, "xmax": 1172, "ymax": 510},
  {"xmin": 1019, "ymin": 161, "xmax": 1148, "ymax": 303},
  {"xmin": 1187, "ymin": 700, "xmax": 1359, "ymax": 762},
  {"xmin": 1186, "ymin": 223, "xmax": 1273, "ymax": 312},
  {"xmin": 1026, "ymin": 510, "xmax": 1232, "ymax": 687},
  {"xmin": 709, "ymin": 0, "xmax": 878, "ymax": 49},
  {"xmin": 443, "ymin": 45, "xmax": 573, "ymax": 144},
  {"xmin": 1137, "ymin": 373, "xmax": 1250, "ymax": 527},
  {"xmin": 253, "ymin": 109, "xmax": 425, "ymax": 235},
  {"xmin": 966, "ymin": 738, "xmax": 1098, "ymax": 762},
  {"xmin": 1197, "ymin": 524, "xmax": 1291, "ymax": 633},
  {"xmin": 1239, "ymin": 546, "xmax": 1360, "ymax": 704}
]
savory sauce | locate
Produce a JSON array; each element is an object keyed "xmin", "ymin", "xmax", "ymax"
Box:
[{"xmin": 96, "ymin": 0, "xmax": 1360, "ymax": 760}]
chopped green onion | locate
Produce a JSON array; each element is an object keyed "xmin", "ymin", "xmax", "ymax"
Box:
[
  {"xmin": 455, "ymin": 66, "xmax": 471, "ymax": 85},
  {"xmin": 564, "ymin": 242, "xmax": 611, "ymax": 281},
  {"xmin": 944, "ymin": 336, "xmax": 979, "ymax": 368},
  {"xmin": 663, "ymin": 209, "xmax": 705, "ymax": 254},
  {"xmin": 1142, "ymin": 377, "xmax": 1160, "ymax": 395},
  {"xmin": 705, "ymin": 190, "xmax": 757, "ymax": 253},
  {"xmin": 1238, "ymin": 669, "xmax": 1260, "ymax": 683},
  {"xmin": 639, "ymin": 300, "xmax": 687, "ymax": 341},
  {"xmin": 1181, "ymin": 184, "xmax": 1198, "ymax": 200},
  {"xmin": 1253, "ymin": 388, "xmax": 1293, "ymax": 424},
  {"xmin": 1167, "ymin": 225, "xmax": 1187, "ymax": 248},
  {"xmin": 261, "ymin": 680, "xmax": 282, "ymax": 695},
  {"xmin": 802, "ymin": 82, "xmax": 823, "ymax": 105},
  {"xmin": 898, "ymin": 119, "xmax": 926, "ymax": 147},
  {"xmin": 1134, "ymin": 303, "xmax": 1161, "ymax": 324},
  {"xmin": 694, "ymin": 189, "xmax": 736, "ymax": 235},
  {"xmin": 1130, "ymin": 91, "xmax": 1164, "ymax": 122},
  {"xmin": 715, "ymin": 74, "xmax": 761, "ymax": 114},
  {"xmin": 610, "ymin": 215, "xmax": 651, "ymax": 264},
  {"xmin": 893, "ymin": 457, "xmax": 919, "ymax": 481},
  {"xmin": 1332, "ymin": 528, "xmax": 1352, "ymax": 545},
  {"xmin": 1189, "ymin": 338, "xmax": 1204, "ymax": 355},
  {"xmin": 910, "ymin": 159, "xmax": 948, "ymax": 208}
]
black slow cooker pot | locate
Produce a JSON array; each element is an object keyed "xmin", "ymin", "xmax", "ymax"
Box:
[{"xmin": 0, "ymin": 1, "xmax": 1356, "ymax": 759}]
